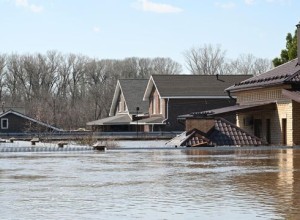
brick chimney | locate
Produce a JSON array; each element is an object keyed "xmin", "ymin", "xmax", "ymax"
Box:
[{"xmin": 297, "ymin": 21, "xmax": 300, "ymax": 65}]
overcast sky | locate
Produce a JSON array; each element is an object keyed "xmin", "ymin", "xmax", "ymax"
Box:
[{"xmin": 1, "ymin": 0, "xmax": 299, "ymax": 72}]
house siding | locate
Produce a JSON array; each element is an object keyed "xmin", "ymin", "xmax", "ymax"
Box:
[
  {"xmin": 0, "ymin": 113, "xmax": 54, "ymax": 133},
  {"xmin": 236, "ymin": 85, "xmax": 291, "ymax": 105},
  {"xmin": 293, "ymin": 101, "xmax": 300, "ymax": 145},
  {"xmin": 165, "ymin": 98, "xmax": 236, "ymax": 131},
  {"xmin": 235, "ymin": 86, "xmax": 294, "ymax": 145},
  {"xmin": 149, "ymin": 88, "xmax": 163, "ymax": 116}
]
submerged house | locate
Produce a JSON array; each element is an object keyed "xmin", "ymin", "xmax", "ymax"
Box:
[
  {"xmin": 223, "ymin": 57, "xmax": 300, "ymax": 146},
  {"xmin": 87, "ymin": 79, "xmax": 149, "ymax": 132},
  {"xmin": 140, "ymin": 74, "xmax": 251, "ymax": 132},
  {"xmin": 179, "ymin": 22, "xmax": 300, "ymax": 146},
  {"xmin": 0, "ymin": 109, "xmax": 62, "ymax": 133}
]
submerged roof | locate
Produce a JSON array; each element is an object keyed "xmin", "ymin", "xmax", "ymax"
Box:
[
  {"xmin": 143, "ymin": 74, "xmax": 251, "ymax": 100},
  {"xmin": 109, "ymin": 79, "xmax": 149, "ymax": 116},
  {"xmin": 181, "ymin": 118, "xmax": 264, "ymax": 147},
  {"xmin": 227, "ymin": 58, "xmax": 300, "ymax": 92}
]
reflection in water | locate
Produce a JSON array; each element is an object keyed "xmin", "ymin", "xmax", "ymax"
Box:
[{"xmin": 1, "ymin": 147, "xmax": 300, "ymax": 219}]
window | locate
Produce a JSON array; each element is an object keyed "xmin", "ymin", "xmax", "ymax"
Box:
[{"xmin": 1, "ymin": 118, "xmax": 8, "ymax": 129}]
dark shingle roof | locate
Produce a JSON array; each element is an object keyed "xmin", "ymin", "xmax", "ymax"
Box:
[
  {"xmin": 180, "ymin": 118, "xmax": 263, "ymax": 147},
  {"xmin": 119, "ymin": 79, "xmax": 149, "ymax": 114},
  {"xmin": 226, "ymin": 58, "xmax": 300, "ymax": 92},
  {"xmin": 151, "ymin": 74, "xmax": 251, "ymax": 97}
]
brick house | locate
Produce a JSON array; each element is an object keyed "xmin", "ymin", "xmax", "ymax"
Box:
[
  {"xmin": 223, "ymin": 57, "xmax": 300, "ymax": 146},
  {"xmin": 178, "ymin": 23, "xmax": 300, "ymax": 146},
  {"xmin": 141, "ymin": 74, "xmax": 251, "ymax": 132},
  {"xmin": 87, "ymin": 79, "xmax": 149, "ymax": 132}
]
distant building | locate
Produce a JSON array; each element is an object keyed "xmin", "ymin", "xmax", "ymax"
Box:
[
  {"xmin": 141, "ymin": 74, "xmax": 251, "ymax": 132},
  {"xmin": 87, "ymin": 79, "xmax": 149, "ymax": 132},
  {"xmin": 0, "ymin": 109, "xmax": 62, "ymax": 133}
]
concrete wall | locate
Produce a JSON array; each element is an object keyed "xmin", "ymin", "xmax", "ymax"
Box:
[{"xmin": 186, "ymin": 118, "xmax": 215, "ymax": 133}]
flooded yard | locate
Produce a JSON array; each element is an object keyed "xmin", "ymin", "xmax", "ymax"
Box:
[{"xmin": 1, "ymin": 141, "xmax": 300, "ymax": 219}]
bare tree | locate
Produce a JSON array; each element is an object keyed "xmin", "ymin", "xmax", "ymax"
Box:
[
  {"xmin": 152, "ymin": 57, "xmax": 182, "ymax": 75},
  {"xmin": 184, "ymin": 44, "xmax": 226, "ymax": 75}
]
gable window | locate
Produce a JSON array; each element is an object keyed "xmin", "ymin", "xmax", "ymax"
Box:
[{"xmin": 1, "ymin": 118, "xmax": 8, "ymax": 129}]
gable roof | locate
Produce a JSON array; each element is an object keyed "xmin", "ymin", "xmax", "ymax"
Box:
[
  {"xmin": 226, "ymin": 58, "xmax": 300, "ymax": 92},
  {"xmin": 109, "ymin": 79, "xmax": 149, "ymax": 116},
  {"xmin": 143, "ymin": 74, "xmax": 252, "ymax": 100},
  {"xmin": 0, "ymin": 110, "xmax": 63, "ymax": 132}
]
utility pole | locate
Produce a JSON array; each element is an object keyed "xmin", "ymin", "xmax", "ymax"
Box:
[{"xmin": 136, "ymin": 107, "xmax": 139, "ymax": 138}]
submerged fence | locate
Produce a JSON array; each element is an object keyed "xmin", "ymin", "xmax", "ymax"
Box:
[
  {"xmin": 0, "ymin": 146, "xmax": 96, "ymax": 153},
  {"xmin": 0, "ymin": 131, "xmax": 181, "ymax": 140}
]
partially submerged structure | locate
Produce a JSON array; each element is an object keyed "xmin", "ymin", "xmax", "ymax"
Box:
[
  {"xmin": 87, "ymin": 79, "xmax": 149, "ymax": 132},
  {"xmin": 178, "ymin": 22, "xmax": 300, "ymax": 146},
  {"xmin": 176, "ymin": 115, "xmax": 263, "ymax": 147},
  {"xmin": 0, "ymin": 109, "xmax": 62, "ymax": 133}
]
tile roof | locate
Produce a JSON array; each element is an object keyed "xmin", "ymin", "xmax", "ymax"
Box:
[
  {"xmin": 150, "ymin": 74, "xmax": 251, "ymax": 97},
  {"xmin": 180, "ymin": 118, "xmax": 264, "ymax": 147},
  {"xmin": 227, "ymin": 58, "xmax": 300, "ymax": 92},
  {"xmin": 119, "ymin": 79, "xmax": 149, "ymax": 114}
]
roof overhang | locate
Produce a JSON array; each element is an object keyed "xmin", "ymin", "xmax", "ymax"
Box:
[
  {"xmin": 282, "ymin": 89, "xmax": 300, "ymax": 103},
  {"xmin": 87, "ymin": 114, "xmax": 132, "ymax": 126},
  {"xmin": 178, "ymin": 101, "xmax": 277, "ymax": 120},
  {"xmin": 131, "ymin": 116, "xmax": 165, "ymax": 125},
  {"xmin": 160, "ymin": 96, "xmax": 234, "ymax": 99}
]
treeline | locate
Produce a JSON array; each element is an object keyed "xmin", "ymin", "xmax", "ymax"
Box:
[{"xmin": 0, "ymin": 51, "xmax": 182, "ymax": 129}]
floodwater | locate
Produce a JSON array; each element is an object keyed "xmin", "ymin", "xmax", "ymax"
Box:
[{"xmin": 1, "ymin": 141, "xmax": 300, "ymax": 220}]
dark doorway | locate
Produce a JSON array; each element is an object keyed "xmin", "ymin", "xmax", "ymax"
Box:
[
  {"xmin": 282, "ymin": 118, "xmax": 287, "ymax": 145},
  {"xmin": 254, "ymin": 119, "xmax": 262, "ymax": 138},
  {"xmin": 266, "ymin": 119, "xmax": 271, "ymax": 144}
]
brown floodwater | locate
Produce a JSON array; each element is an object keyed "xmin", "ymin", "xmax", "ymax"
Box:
[{"xmin": 1, "ymin": 142, "xmax": 300, "ymax": 219}]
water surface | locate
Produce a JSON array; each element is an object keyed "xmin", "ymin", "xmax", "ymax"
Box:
[{"xmin": 1, "ymin": 142, "xmax": 300, "ymax": 219}]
